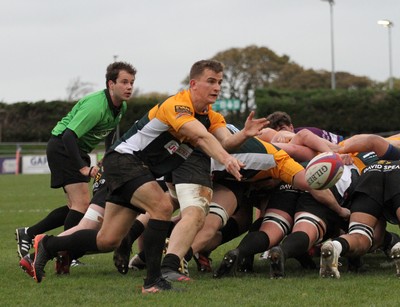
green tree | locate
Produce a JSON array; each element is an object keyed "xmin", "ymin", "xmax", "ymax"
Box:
[
  {"xmin": 208, "ymin": 45, "xmax": 379, "ymax": 107},
  {"xmin": 211, "ymin": 45, "xmax": 290, "ymax": 113}
]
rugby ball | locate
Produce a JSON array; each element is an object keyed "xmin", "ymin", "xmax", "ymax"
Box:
[{"xmin": 305, "ymin": 152, "xmax": 344, "ymax": 190}]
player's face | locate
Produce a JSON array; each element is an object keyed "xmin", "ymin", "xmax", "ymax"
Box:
[
  {"xmin": 109, "ymin": 70, "xmax": 135, "ymax": 104},
  {"xmin": 191, "ymin": 69, "xmax": 223, "ymax": 106}
]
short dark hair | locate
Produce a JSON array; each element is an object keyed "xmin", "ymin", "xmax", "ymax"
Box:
[
  {"xmin": 266, "ymin": 111, "xmax": 293, "ymax": 130},
  {"xmin": 189, "ymin": 60, "xmax": 224, "ymax": 80},
  {"xmin": 106, "ymin": 62, "xmax": 137, "ymax": 88}
]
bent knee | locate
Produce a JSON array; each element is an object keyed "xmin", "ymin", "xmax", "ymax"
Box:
[{"xmin": 96, "ymin": 235, "xmax": 121, "ymax": 251}]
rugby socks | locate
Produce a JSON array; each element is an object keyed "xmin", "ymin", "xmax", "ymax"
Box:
[
  {"xmin": 184, "ymin": 247, "xmax": 193, "ymax": 262},
  {"xmin": 220, "ymin": 218, "xmax": 240, "ymax": 244},
  {"xmin": 248, "ymin": 217, "xmax": 263, "ymax": 232},
  {"xmin": 64, "ymin": 209, "xmax": 84, "ymax": 230},
  {"xmin": 128, "ymin": 219, "xmax": 145, "ymax": 243},
  {"xmin": 382, "ymin": 231, "xmax": 393, "ymax": 250},
  {"xmin": 161, "ymin": 247, "xmax": 193, "ymax": 271},
  {"xmin": 27, "ymin": 205, "xmax": 69, "ymax": 239},
  {"xmin": 281, "ymin": 231, "xmax": 310, "ymax": 259},
  {"xmin": 237, "ymin": 231, "xmax": 270, "ymax": 257},
  {"xmin": 137, "ymin": 250, "xmax": 146, "ymax": 262},
  {"xmin": 333, "ymin": 237, "xmax": 348, "ymax": 256},
  {"xmin": 161, "ymin": 253, "xmax": 180, "ymax": 271},
  {"xmin": 44, "ymin": 229, "xmax": 99, "ymax": 259},
  {"xmin": 143, "ymin": 219, "xmax": 171, "ymax": 284}
]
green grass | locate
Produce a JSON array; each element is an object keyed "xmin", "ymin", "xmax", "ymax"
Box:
[{"xmin": 1, "ymin": 174, "xmax": 400, "ymax": 306}]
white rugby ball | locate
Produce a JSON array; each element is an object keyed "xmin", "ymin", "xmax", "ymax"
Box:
[{"xmin": 305, "ymin": 152, "xmax": 344, "ymax": 190}]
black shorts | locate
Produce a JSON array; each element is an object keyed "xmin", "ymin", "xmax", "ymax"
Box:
[
  {"xmin": 354, "ymin": 164, "xmax": 400, "ymax": 203},
  {"xmin": 46, "ymin": 136, "xmax": 91, "ymax": 188},
  {"xmin": 91, "ymin": 169, "xmax": 107, "ymax": 209},
  {"xmin": 296, "ymin": 193, "xmax": 348, "ymax": 239},
  {"xmin": 102, "ymin": 151, "xmax": 155, "ymax": 213},
  {"xmin": 350, "ymin": 192, "xmax": 400, "ymax": 225},
  {"xmin": 243, "ymin": 187, "xmax": 272, "ymax": 210},
  {"xmin": 214, "ymin": 179, "xmax": 251, "ymax": 212},
  {"xmin": 266, "ymin": 185, "xmax": 302, "ymax": 217},
  {"xmin": 91, "ymin": 181, "xmax": 107, "ymax": 209},
  {"xmin": 165, "ymin": 151, "xmax": 212, "ymax": 188}
]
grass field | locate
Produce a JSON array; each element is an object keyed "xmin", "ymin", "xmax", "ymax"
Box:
[{"xmin": 1, "ymin": 174, "xmax": 400, "ymax": 306}]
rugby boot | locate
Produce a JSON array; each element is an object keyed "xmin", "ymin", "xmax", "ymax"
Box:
[
  {"xmin": 320, "ymin": 240, "xmax": 340, "ymax": 279},
  {"xmin": 269, "ymin": 246, "xmax": 285, "ymax": 278},
  {"xmin": 213, "ymin": 249, "xmax": 239, "ymax": 278}
]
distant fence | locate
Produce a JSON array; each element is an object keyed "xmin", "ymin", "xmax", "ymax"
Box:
[{"xmin": 0, "ymin": 142, "xmax": 104, "ymax": 175}]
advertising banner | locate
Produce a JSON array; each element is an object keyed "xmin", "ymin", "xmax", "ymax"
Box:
[{"xmin": 0, "ymin": 157, "xmax": 17, "ymax": 174}]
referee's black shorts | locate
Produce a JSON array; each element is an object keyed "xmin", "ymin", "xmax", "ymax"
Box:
[{"xmin": 46, "ymin": 136, "xmax": 91, "ymax": 189}]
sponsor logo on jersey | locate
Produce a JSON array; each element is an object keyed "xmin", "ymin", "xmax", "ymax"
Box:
[
  {"xmin": 165, "ymin": 140, "xmax": 180, "ymax": 154},
  {"xmin": 363, "ymin": 161, "xmax": 400, "ymax": 173},
  {"xmin": 175, "ymin": 144, "xmax": 193, "ymax": 159},
  {"xmin": 164, "ymin": 141, "xmax": 193, "ymax": 159},
  {"xmin": 175, "ymin": 105, "xmax": 192, "ymax": 118}
]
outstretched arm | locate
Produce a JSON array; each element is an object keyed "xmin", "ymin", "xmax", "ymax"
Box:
[
  {"xmin": 339, "ymin": 134, "xmax": 390, "ymax": 157},
  {"xmin": 213, "ymin": 111, "xmax": 268, "ymax": 151},
  {"xmin": 179, "ymin": 120, "xmax": 244, "ymax": 181},
  {"xmin": 290, "ymin": 129, "xmax": 340, "ymax": 153},
  {"xmin": 292, "ymin": 169, "xmax": 350, "ymax": 220}
]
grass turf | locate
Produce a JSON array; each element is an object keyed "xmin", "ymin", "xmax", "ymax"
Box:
[{"xmin": 1, "ymin": 174, "xmax": 400, "ymax": 306}]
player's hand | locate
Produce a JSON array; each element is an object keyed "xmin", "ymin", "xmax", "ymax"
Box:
[
  {"xmin": 243, "ymin": 111, "xmax": 268, "ymax": 137},
  {"xmin": 338, "ymin": 207, "xmax": 351, "ymax": 220},
  {"xmin": 80, "ymin": 165, "xmax": 100, "ymax": 178},
  {"xmin": 224, "ymin": 157, "xmax": 244, "ymax": 181}
]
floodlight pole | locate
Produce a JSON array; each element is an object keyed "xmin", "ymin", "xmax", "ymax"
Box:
[
  {"xmin": 377, "ymin": 20, "xmax": 394, "ymax": 90},
  {"xmin": 321, "ymin": 0, "xmax": 336, "ymax": 90}
]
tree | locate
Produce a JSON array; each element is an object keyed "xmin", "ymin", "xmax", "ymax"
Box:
[
  {"xmin": 180, "ymin": 45, "xmax": 383, "ymax": 116},
  {"xmin": 66, "ymin": 77, "xmax": 95, "ymax": 102},
  {"xmin": 211, "ymin": 45, "xmax": 290, "ymax": 113}
]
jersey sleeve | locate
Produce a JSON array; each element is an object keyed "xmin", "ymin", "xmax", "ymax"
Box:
[
  {"xmin": 208, "ymin": 109, "xmax": 227, "ymax": 133},
  {"xmin": 67, "ymin": 99, "xmax": 103, "ymax": 138},
  {"xmin": 154, "ymin": 96, "xmax": 196, "ymax": 133}
]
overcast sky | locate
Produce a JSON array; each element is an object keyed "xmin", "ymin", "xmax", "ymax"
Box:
[{"xmin": 1, "ymin": 0, "xmax": 399, "ymax": 103}]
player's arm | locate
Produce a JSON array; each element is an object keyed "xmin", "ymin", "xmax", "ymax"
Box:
[
  {"xmin": 258, "ymin": 127, "xmax": 278, "ymax": 142},
  {"xmin": 178, "ymin": 120, "xmax": 243, "ymax": 181},
  {"xmin": 104, "ymin": 129, "xmax": 116, "ymax": 151},
  {"xmin": 213, "ymin": 111, "xmax": 267, "ymax": 151},
  {"xmin": 290, "ymin": 129, "xmax": 340, "ymax": 153},
  {"xmin": 339, "ymin": 134, "xmax": 396, "ymax": 158},
  {"xmin": 62, "ymin": 129, "xmax": 97, "ymax": 178},
  {"xmin": 273, "ymin": 143, "xmax": 318, "ymax": 162},
  {"xmin": 270, "ymin": 130, "xmax": 295, "ymax": 143},
  {"xmin": 292, "ymin": 170, "xmax": 350, "ymax": 220}
]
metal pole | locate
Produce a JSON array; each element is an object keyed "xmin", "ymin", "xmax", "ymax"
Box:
[
  {"xmin": 329, "ymin": 1, "xmax": 336, "ymax": 90},
  {"xmin": 388, "ymin": 26, "xmax": 393, "ymax": 90},
  {"xmin": 322, "ymin": 0, "xmax": 336, "ymax": 90},
  {"xmin": 378, "ymin": 20, "xmax": 394, "ymax": 90}
]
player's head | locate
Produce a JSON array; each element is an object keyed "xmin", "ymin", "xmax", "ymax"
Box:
[
  {"xmin": 189, "ymin": 60, "xmax": 224, "ymax": 104},
  {"xmin": 189, "ymin": 60, "xmax": 224, "ymax": 80},
  {"xmin": 106, "ymin": 62, "xmax": 137, "ymax": 88},
  {"xmin": 267, "ymin": 111, "xmax": 294, "ymax": 132}
]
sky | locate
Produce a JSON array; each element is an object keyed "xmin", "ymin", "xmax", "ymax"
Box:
[{"xmin": 1, "ymin": 0, "xmax": 399, "ymax": 103}]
